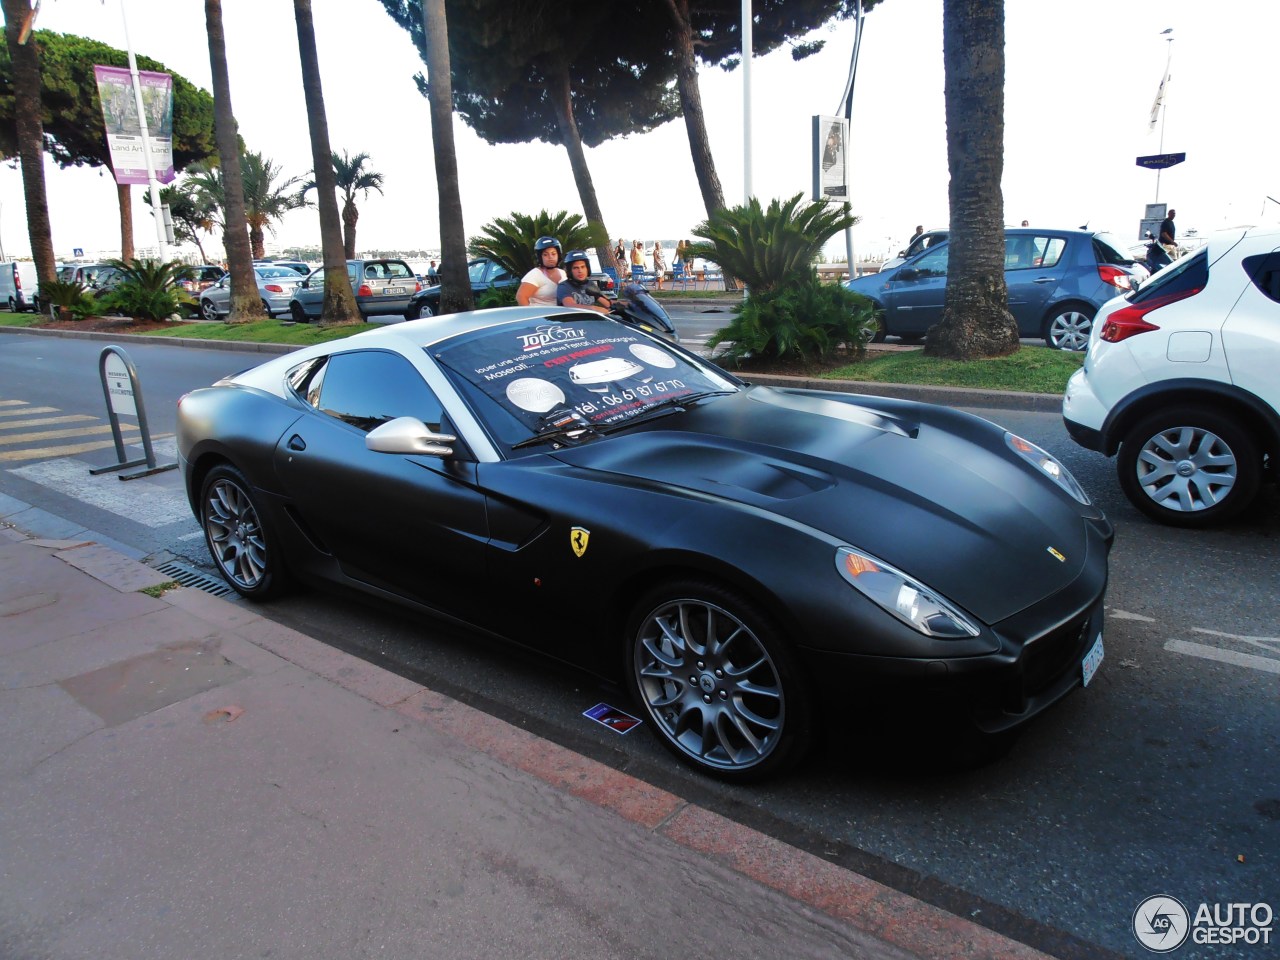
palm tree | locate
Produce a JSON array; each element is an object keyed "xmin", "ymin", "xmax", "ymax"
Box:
[
  {"xmin": 469, "ymin": 210, "xmax": 598, "ymax": 280},
  {"xmin": 293, "ymin": 0, "xmax": 358, "ymax": 324},
  {"xmin": 421, "ymin": 0, "xmax": 471, "ymax": 314},
  {"xmin": 241, "ymin": 152, "xmax": 306, "ymax": 260},
  {"xmin": 923, "ymin": 0, "xmax": 1018, "ymax": 360},
  {"xmin": 2, "ymin": 0, "xmax": 57, "ymax": 289},
  {"xmin": 203, "ymin": 0, "xmax": 262, "ymax": 322},
  {"xmin": 333, "ymin": 150, "xmax": 384, "ymax": 259}
]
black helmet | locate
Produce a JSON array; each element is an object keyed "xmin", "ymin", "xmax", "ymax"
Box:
[
  {"xmin": 563, "ymin": 249, "xmax": 590, "ymax": 271},
  {"xmin": 533, "ymin": 236, "xmax": 562, "ymax": 265}
]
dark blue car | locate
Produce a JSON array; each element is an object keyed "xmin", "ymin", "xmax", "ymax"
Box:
[{"xmin": 846, "ymin": 228, "xmax": 1144, "ymax": 350}]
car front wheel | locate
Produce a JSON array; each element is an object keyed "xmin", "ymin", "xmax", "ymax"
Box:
[
  {"xmin": 200, "ymin": 464, "xmax": 288, "ymax": 599},
  {"xmin": 1044, "ymin": 304, "xmax": 1095, "ymax": 351},
  {"xmin": 625, "ymin": 580, "xmax": 811, "ymax": 782},
  {"xmin": 199, "ymin": 298, "xmax": 219, "ymax": 322},
  {"xmin": 1117, "ymin": 407, "xmax": 1261, "ymax": 527},
  {"xmin": 290, "ymin": 302, "xmax": 308, "ymax": 324},
  {"xmin": 408, "ymin": 301, "xmax": 433, "ymax": 320}
]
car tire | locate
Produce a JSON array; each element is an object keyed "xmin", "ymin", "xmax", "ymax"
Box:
[
  {"xmin": 1116, "ymin": 407, "xmax": 1261, "ymax": 528},
  {"xmin": 625, "ymin": 580, "xmax": 812, "ymax": 782},
  {"xmin": 199, "ymin": 298, "xmax": 219, "ymax": 322},
  {"xmin": 260, "ymin": 299, "xmax": 271, "ymax": 317},
  {"xmin": 1043, "ymin": 304, "xmax": 1095, "ymax": 351},
  {"xmin": 408, "ymin": 301, "xmax": 434, "ymax": 320},
  {"xmin": 6, "ymin": 296, "xmax": 15, "ymax": 313},
  {"xmin": 870, "ymin": 310, "xmax": 887, "ymax": 344},
  {"xmin": 200, "ymin": 464, "xmax": 289, "ymax": 600},
  {"xmin": 290, "ymin": 302, "xmax": 309, "ymax": 324}
]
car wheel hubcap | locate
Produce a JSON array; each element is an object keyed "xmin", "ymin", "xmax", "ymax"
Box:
[
  {"xmin": 1051, "ymin": 312, "xmax": 1091, "ymax": 350},
  {"xmin": 1136, "ymin": 426, "xmax": 1237, "ymax": 512},
  {"xmin": 633, "ymin": 598, "xmax": 783, "ymax": 771},
  {"xmin": 205, "ymin": 479, "xmax": 267, "ymax": 589}
]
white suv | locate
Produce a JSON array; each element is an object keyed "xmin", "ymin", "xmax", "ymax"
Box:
[{"xmin": 1063, "ymin": 224, "xmax": 1280, "ymax": 527}]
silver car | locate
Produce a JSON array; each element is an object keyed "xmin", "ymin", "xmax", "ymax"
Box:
[{"xmin": 199, "ymin": 266, "xmax": 305, "ymax": 320}]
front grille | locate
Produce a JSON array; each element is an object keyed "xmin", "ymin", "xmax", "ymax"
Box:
[{"xmin": 1021, "ymin": 616, "xmax": 1090, "ymax": 696}]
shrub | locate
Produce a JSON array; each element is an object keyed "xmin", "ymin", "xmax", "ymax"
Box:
[
  {"xmin": 468, "ymin": 210, "xmax": 605, "ymax": 278},
  {"xmin": 708, "ymin": 273, "xmax": 879, "ymax": 364},
  {"xmin": 37, "ymin": 279, "xmax": 97, "ymax": 321},
  {"xmin": 98, "ymin": 259, "xmax": 195, "ymax": 322},
  {"xmin": 475, "ymin": 285, "xmax": 518, "ymax": 310}
]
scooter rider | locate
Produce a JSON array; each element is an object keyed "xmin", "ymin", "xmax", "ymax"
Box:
[
  {"xmin": 516, "ymin": 236, "xmax": 566, "ymax": 307},
  {"xmin": 556, "ymin": 250, "xmax": 612, "ymax": 314}
]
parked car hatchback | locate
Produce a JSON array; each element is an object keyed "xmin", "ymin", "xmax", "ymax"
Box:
[
  {"xmin": 1062, "ymin": 223, "xmax": 1280, "ymax": 527},
  {"xmin": 289, "ymin": 258, "xmax": 421, "ymax": 321},
  {"xmin": 846, "ymin": 228, "xmax": 1145, "ymax": 350}
]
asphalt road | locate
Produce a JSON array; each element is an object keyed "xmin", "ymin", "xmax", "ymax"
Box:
[{"xmin": 1, "ymin": 331, "xmax": 1276, "ymax": 959}]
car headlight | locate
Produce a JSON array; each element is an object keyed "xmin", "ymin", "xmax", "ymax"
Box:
[
  {"xmin": 1005, "ymin": 432, "xmax": 1090, "ymax": 504},
  {"xmin": 835, "ymin": 547, "xmax": 979, "ymax": 639}
]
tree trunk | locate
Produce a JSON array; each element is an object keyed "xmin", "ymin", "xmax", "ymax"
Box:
[
  {"xmin": 924, "ymin": 0, "xmax": 1018, "ymax": 360},
  {"xmin": 545, "ymin": 61, "xmax": 618, "ymax": 277},
  {"xmin": 294, "ymin": 0, "xmax": 357, "ymax": 324},
  {"xmin": 2, "ymin": 0, "xmax": 56, "ymax": 292},
  {"xmin": 249, "ymin": 224, "xmax": 265, "ymax": 261},
  {"xmin": 117, "ymin": 184, "xmax": 134, "ymax": 263},
  {"xmin": 341, "ymin": 197, "xmax": 358, "ymax": 260},
  {"xmin": 422, "ymin": 0, "xmax": 471, "ymax": 315},
  {"xmin": 205, "ymin": 0, "xmax": 263, "ymax": 323}
]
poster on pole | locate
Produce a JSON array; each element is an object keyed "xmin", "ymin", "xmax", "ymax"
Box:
[
  {"xmin": 812, "ymin": 115, "xmax": 848, "ymax": 202},
  {"xmin": 93, "ymin": 65, "xmax": 175, "ymax": 185}
]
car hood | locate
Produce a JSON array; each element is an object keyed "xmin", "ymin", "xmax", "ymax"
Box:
[
  {"xmin": 552, "ymin": 386, "xmax": 1091, "ymax": 624},
  {"xmin": 845, "ymin": 273, "xmax": 895, "ymax": 297}
]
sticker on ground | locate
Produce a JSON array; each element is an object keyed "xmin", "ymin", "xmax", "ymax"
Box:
[{"xmin": 583, "ymin": 702, "xmax": 643, "ymax": 734}]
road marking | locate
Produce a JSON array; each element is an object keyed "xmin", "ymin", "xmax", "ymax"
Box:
[
  {"xmin": 0, "ymin": 414, "xmax": 97, "ymax": 430},
  {"xmin": 10, "ymin": 452, "xmax": 190, "ymax": 527},
  {"xmin": 1191, "ymin": 627, "xmax": 1280, "ymax": 652},
  {"xmin": 0, "ymin": 405, "xmax": 59, "ymax": 417},
  {"xmin": 1107, "ymin": 609, "xmax": 1157, "ymax": 623},
  {"xmin": 0, "ymin": 424, "xmax": 136, "ymax": 444},
  {"xmin": 0, "ymin": 437, "xmax": 140, "ymax": 462},
  {"xmin": 1165, "ymin": 639, "xmax": 1280, "ymax": 676}
]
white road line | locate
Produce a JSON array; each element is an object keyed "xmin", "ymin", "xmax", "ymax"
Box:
[
  {"xmin": 0, "ymin": 414, "xmax": 97, "ymax": 430},
  {"xmin": 0, "ymin": 436, "xmax": 138, "ymax": 463},
  {"xmin": 0, "ymin": 405, "xmax": 59, "ymax": 417},
  {"xmin": 10, "ymin": 454, "xmax": 191, "ymax": 527},
  {"xmin": 1107, "ymin": 609, "xmax": 1157, "ymax": 623},
  {"xmin": 1164, "ymin": 639, "xmax": 1280, "ymax": 676},
  {"xmin": 0, "ymin": 423, "xmax": 134, "ymax": 444}
]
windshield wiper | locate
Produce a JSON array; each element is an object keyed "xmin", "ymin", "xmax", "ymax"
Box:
[
  {"xmin": 511, "ymin": 410, "xmax": 600, "ymax": 450},
  {"xmin": 598, "ymin": 390, "xmax": 734, "ymax": 432}
]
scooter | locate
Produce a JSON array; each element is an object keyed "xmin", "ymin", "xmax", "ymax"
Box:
[
  {"xmin": 1144, "ymin": 241, "xmax": 1172, "ymax": 275},
  {"xmin": 604, "ymin": 281, "xmax": 680, "ymax": 344}
]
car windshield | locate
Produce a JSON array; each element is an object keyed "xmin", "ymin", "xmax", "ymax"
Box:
[{"xmin": 432, "ymin": 316, "xmax": 737, "ymax": 452}]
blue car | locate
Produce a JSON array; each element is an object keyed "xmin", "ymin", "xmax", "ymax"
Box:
[{"xmin": 846, "ymin": 228, "xmax": 1144, "ymax": 350}]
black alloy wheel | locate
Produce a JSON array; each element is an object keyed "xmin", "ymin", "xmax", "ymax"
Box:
[{"xmin": 625, "ymin": 580, "xmax": 811, "ymax": 782}]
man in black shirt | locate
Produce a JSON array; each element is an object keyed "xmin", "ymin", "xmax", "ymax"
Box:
[{"xmin": 1160, "ymin": 209, "xmax": 1177, "ymax": 259}]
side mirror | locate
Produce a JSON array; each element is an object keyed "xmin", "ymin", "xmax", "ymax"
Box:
[{"xmin": 366, "ymin": 416, "xmax": 456, "ymax": 457}]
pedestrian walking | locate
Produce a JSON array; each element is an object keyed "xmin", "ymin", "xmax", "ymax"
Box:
[{"xmin": 652, "ymin": 242, "xmax": 665, "ymax": 290}]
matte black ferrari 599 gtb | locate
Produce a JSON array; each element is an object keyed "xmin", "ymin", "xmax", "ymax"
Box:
[{"xmin": 177, "ymin": 307, "xmax": 1113, "ymax": 781}]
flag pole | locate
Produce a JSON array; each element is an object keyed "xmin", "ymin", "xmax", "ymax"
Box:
[{"xmin": 1153, "ymin": 30, "xmax": 1173, "ymax": 203}]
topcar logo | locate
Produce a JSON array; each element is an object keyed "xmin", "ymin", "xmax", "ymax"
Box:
[{"xmin": 1133, "ymin": 895, "xmax": 1190, "ymax": 953}]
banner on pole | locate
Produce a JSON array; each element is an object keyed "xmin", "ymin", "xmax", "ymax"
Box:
[
  {"xmin": 93, "ymin": 65, "xmax": 175, "ymax": 185},
  {"xmin": 812, "ymin": 115, "xmax": 848, "ymax": 202}
]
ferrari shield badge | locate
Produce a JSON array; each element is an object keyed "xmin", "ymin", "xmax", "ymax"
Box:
[{"xmin": 570, "ymin": 526, "xmax": 590, "ymax": 557}]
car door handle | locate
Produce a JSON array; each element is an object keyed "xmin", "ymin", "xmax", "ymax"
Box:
[
  {"xmin": 1033, "ymin": 277, "xmax": 1057, "ymax": 283},
  {"xmin": 287, "ymin": 435, "xmax": 306, "ymax": 452}
]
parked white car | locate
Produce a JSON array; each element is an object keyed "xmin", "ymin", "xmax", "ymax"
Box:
[
  {"xmin": 1063, "ymin": 223, "xmax": 1280, "ymax": 526},
  {"xmin": 0, "ymin": 260, "xmax": 41, "ymax": 312}
]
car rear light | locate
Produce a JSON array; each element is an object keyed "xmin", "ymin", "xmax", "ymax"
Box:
[
  {"xmin": 1098, "ymin": 265, "xmax": 1133, "ymax": 291},
  {"xmin": 414, "ymin": 280, "xmax": 422, "ymax": 292},
  {"xmin": 358, "ymin": 284, "xmax": 372, "ymax": 297},
  {"xmin": 1099, "ymin": 286, "xmax": 1200, "ymax": 343},
  {"xmin": 264, "ymin": 284, "xmax": 284, "ymax": 293}
]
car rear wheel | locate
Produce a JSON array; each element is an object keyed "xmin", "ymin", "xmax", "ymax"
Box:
[
  {"xmin": 200, "ymin": 464, "xmax": 288, "ymax": 599},
  {"xmin": 1117, "ymin": 407, "xmax": 1261, "ymax": 527},
  {"xmin": 6, "ymin": 297, "xmax": 15, "ymax": 313},
  {"xmin": 625, "ymin": 580, "xmax": 811, "ymax": 782},
  {"xmin": 1043, "ymin": 304, "xmax": 1095, "ymax": 351},
  {"xmin": 290, "ymin": 302, "xmax": 308, "ymax": 324},
  {"xmin": 409, "ymin": 301, "xmax": 433, "ymax": 320},
  {"xmin": 260, "ymin": 299, "xmax": 271, "ymax": 316},
  {"xmin": 199, "ymin": 298, "xmax": 219, "ymax": 322}
]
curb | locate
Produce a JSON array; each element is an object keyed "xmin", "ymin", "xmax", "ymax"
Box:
[
  {"xmin": 10, "ymin": 526, "xmax": 1061, "ymax": 960},
  {"xmin": 0, "ymin": 325, "xmax": 1059, "ymax": 411}
]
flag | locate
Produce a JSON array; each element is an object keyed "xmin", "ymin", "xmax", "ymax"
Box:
[{"xmin": 1148, "ymin": 70, "xmax": 1168, "ymax": 131}]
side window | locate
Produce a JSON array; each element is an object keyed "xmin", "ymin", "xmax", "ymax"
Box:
[
  {"xmin": 1242, "ymin": 251, "xmax": 1280, "ymax": 304},
  {"xmin": 310, "ymin": 350, "xmax": 446, "ymax": 433},
  {"xmin": 1038, "ymin": 238, "xmax": 1065, "ymax": 268},
  {"xmin": 911, "ymin": 244, "xmax": 949, "ymax": 278}
]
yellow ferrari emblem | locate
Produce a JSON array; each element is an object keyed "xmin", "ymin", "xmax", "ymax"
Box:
[
  {"xmin": 570, "ymin": 526, "xmax": 590, "ymax": 557},
  {"xmin": 1047, "ymin": 546, "xmax": 1066, "ymax": 562}
]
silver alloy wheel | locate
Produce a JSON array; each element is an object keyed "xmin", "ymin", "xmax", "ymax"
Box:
[
  {"xmin": 414, "ymin": 302, "xmax": 434, "ymax": 319},
  {"xmin": 1046, "ymin": 308, "xmax": 1093, "ymax": 351},
  {"xmin": 204, "ymin": 477, "xmax": 268, "ymax": 591},
  {"xmin": 200, "ymin": 298, "xmax": 219, "ymax": 322},
  {"xmin": 1134, "ymin": 424, "xmax": 1237, "ymax": 512},
  {"xmin": 632, "ymin": 597, "xmax": 784, "ymax": 772}
]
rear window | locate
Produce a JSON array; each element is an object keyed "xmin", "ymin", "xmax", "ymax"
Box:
[
  {"xmin": 1092, "ymin": 233, "xmax": 1134, "ymax": 266},
  {"xmin": 1242, "ymin": 252, "xmax": 1280, "ymax": 304},
  {"xmin": 1130, "ymin": 248, "xmax": 1207, "ymax": 303}
]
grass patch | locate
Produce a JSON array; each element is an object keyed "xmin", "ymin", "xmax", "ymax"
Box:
[
  {"xmin": 140, "ymin": 580, "xmax": 181, "ymax": 598},
  {"xmin": 143, "ymin": 319, "xmax": 367, "ymax": 345},
  {"xmin": 822, "ymin": 346, "xmax": 1082, "ymax": 394},
  {"xmin": 0, "ymin": 312, "xmax": 42, "ymax": 328}
]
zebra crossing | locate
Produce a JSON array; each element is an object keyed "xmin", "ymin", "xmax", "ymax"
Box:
[{"xmin": 0, "ymin": 397, "xmax": 144, "ymax": 463}]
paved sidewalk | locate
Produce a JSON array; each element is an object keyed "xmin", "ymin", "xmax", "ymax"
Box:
[{"xmin": 0, "ymin": 521, "xmax": 1058, "ymax": 960}]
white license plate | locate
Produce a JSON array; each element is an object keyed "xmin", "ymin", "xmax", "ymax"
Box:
[
  {"xmin": 1082, "ymin": 632, "xmax": 1104, "ymax": 687},
  {"xmin": 383, "ymin": 286, "xmax": 406, "ymax": 295}
]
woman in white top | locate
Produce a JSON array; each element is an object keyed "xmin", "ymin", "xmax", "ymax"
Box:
[{"xmin": 516, "ymin": 236, "xmax": 566, "ymax": 307}]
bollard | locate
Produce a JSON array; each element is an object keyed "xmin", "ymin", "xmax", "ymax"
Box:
[{"xmin": 89, "ymin": 345, "xmax": 177, "ymax": 481}]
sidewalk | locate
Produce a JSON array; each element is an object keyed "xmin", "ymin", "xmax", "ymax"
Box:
[{"xmin": 0, "ymin": 520, "xmax": 1056, "ymax": 960}]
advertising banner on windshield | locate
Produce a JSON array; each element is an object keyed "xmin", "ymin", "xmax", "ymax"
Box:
[{"xmin": 93, "ymin": 65, "xmax": 175, "ymax": 185}]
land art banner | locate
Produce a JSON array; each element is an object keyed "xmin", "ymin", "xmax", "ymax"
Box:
[{"xmin": 93, "ymin": 65, "xmax": 175, "ymax": 185}]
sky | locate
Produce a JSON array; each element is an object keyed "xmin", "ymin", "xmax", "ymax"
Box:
[{"xmin": 1, "ymin": 0, "xmax": 1277, "ymax": 266}]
